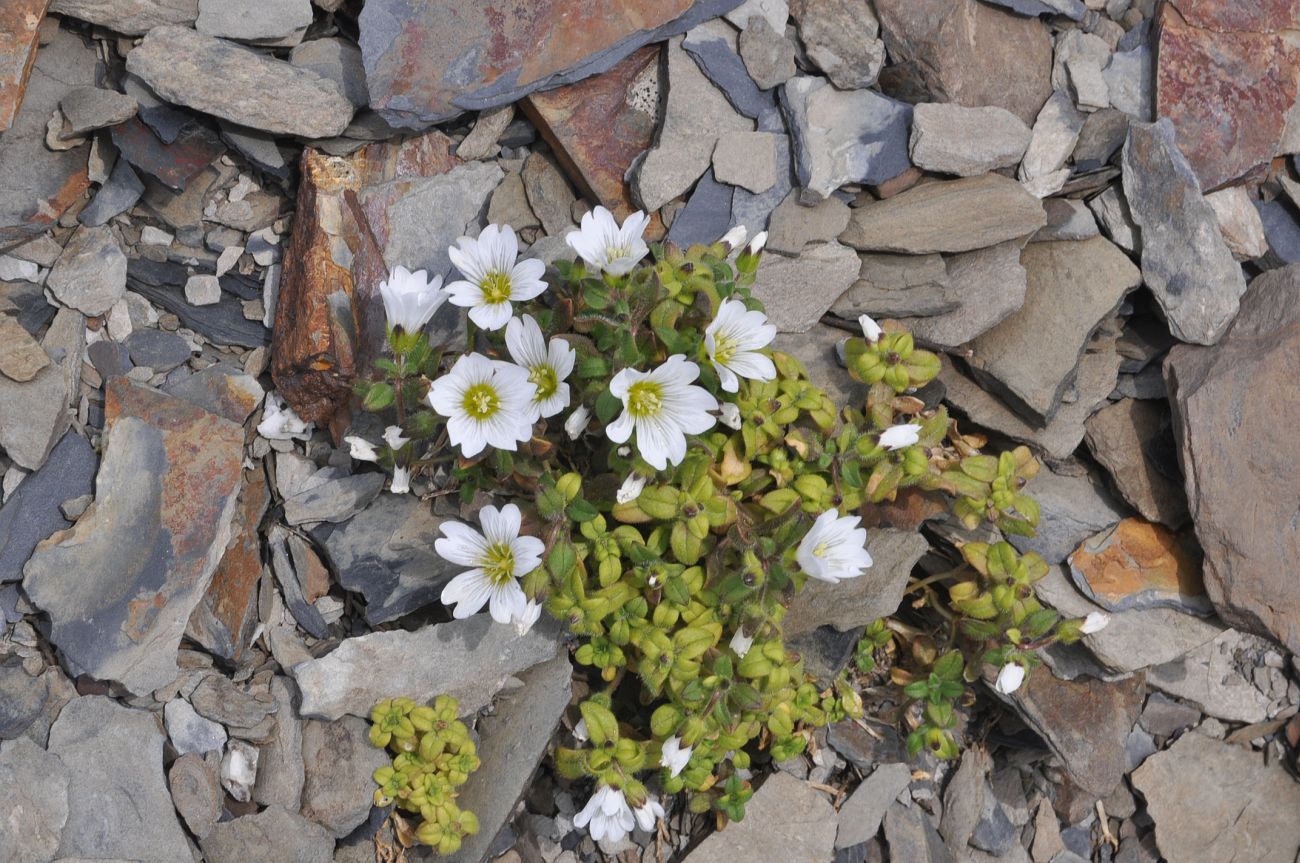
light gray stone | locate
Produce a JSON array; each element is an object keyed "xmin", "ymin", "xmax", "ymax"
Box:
[
  {"xmin": 1066, "ymin": 53, "xmax": 1110, "ymax": 111},
  {"xmin": 198, "ymin": 0, "xmax": 312, "ymax": 45},
  {"xmin": 288, "ymin": 37, "xmax": 367, "ymax": 108},
  {"xmin": 49, "ymin": 0, "xmax": 197, "ymax": 34},
  {"xmin": 300, "ymin": 716, "xmax": 389, "ymax": 838},
  {"xmin": 713, "ymin": 130, "xmax": 780, "ymax": 193},
  {"xmin": 884, "ymin": 804, "xmax": 952, "ymax": 863},
  {"xmin": 725, "ymin": 0, "xmax": 789, "ymax": 31},
  {"xmin": 748, "ymin": 241, "xmax": 859, "ymax": 333},
  {"xmin": 1103, "ymin": 45, "xmax": 1153, "ymax": 121},
  {"xmin": 836, "ymin": 762, "xmax": 912, "ymax": 848},
  {"xmin": 1146, "ymin": 630, "xmax": 1275, "ymax": 724},
  {"xmin": 252, "ymin": 676, "xmax": 305, "ymax": 809},
  {"xmin": 940, "ymin": 746, "xmax": 991, "ymax": 852},
  {"xmin": 0, "ymin": 310, "xmax": 81, "ymax": 472},
  {"xmin": 1205, "ymin": 186, "xmax": 1267, "ymax": 261},
  {"xmin": 1008, "ymin": 465, "xmax": 1127, "ymax": 565},
  {"xmin": 765, "ymin": 189, "xmax": 851, "ymax": 255},
  {"xmin": 685, "ymin": 772, "xmax": 837, "ymax": 862},
  {"xmin": 1032, "ymin": 198, "xmax": 1099, "ymax": 243},
  {"xmin": 201, "ymin": 805, "xmax": 334, "ymax": 863},
  {"xmin": 789, "ymin": 0, "xmax": 886, "ymax": 89},
  {"xmin": 1019, "ymin": 90, "xmax": 1085, "ymax": 182},
  {"xmin": 60, "ymin": 87, "xmax": 138, "ymax": 135},
  {"xmin": 903, "ymin": 240, "xmax": 1028, "ymax": 349},
  {"xmin": 46, "ymin": 224, "xmax": 127, "ymax": 316},
  {"xmin": 456, "ymin": 104, "xmax": 514, "ymax": 161},
  {"xmin": 168, "ymin": 752, "xmax": 222, "ymax": 839},
  {"xmin": 737, "ymin": 15, "xmax": 796, "ymax": 90},
  {"xmin": 0, "ymin": 315, "xmax": 49, "ymax": 384},
  {"xmin": 1088, "ymin": 184, "xmax": 1140, "ymax": 253},
  {"xmin": 521, "ymin": 153, "xmax": 576, "ymax": 237},
  {"xmin": 833, "ymin": 252, "xmax": 954, "ymax": 318},
  {"xmin": 0, "ymin": 736, "xmax": 70, "ymax": 863},
  {"xmin": 909, "ymin": 103, "xmax": 1032, "ymax": 177},
  {"xmin": 165, "ymin": 697, "xmax": 228, "ymax": 755},
  {"xmin": 282, "ymin": 468, "xmax": 385, "ymax": 526}
]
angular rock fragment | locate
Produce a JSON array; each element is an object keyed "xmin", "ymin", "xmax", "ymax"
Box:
[
  {"xmin": 833, "ymin": 252, "xmax": 954, "ymax": 318},
  {"xmin": 1019, "ymin": 90, "xmax": 1085, "ymax": 184},
  {"xmin": 49, "ymin": 0, "xmax": 198, "ymax": 34},
  {"xmin": 197, "ymin": 0, "xmax": 312, "ymax": 47},
  {"xmin": 1008, "ymin": 465, "xmax": 1127, "ymax": 565},
  {"xmin": 252, "ymin": 676, "xmax": 305, "ymax": 809},
  {"xmin": 1204, "ymin": 186, "xmax": 1267, "ymax": 261},
  {"xmin": 0, "ymin": 432, "xmax": 95, "ymax": 584},
  {"xmin": 765, "ymin": 189, "xmax": 851, "ymax": 255},
  {"xmin": 0, "ymin": 309, "xmax": 82, "ymax": 470},
  {"xmin": 201, "ymin": 805, "xmax": 334, "ymax": 863},
  {"xmin": 0, "ymin": 0, "xmax": 47, "ymax": 133},
  {"xmin": 46, "ymin": 224, "xmax": 128, "ymax": 316},
  {"xmin": 1068, "ymin": 519, "xmax": 1209, "ymax": 615},
  {"xmin": 0, "ymin": 313, "xmax": 49, "ymax": 382},
  {"xmin": 686, "ymin": 772, "xmax": 837, "ymax": 862},
  {"xmin": 0, "ymin": 736, "xmax": 70, "ymax": 862},
  {"xmin": 111, "ymin": 114, "xmax": 224, "ymax": 194},
  {"xmin": 1084, "ymin": 398, "xmax": 1189, "ymax": 527},
  {"xmin": 78, "ymin": 159, "xmax": 145, "ymax": 227},
  {"xmin": 1146, "ymin": 630, "xmax": 1275, "ymax": 724},
  {"xmin": 300, "ymin": 716, "xmax": 388, "ymax": 838},
  {"xmin": 23, "ymin": 380, "xmax": 244, "ymax": 694},
  {"xmin": 836, "ymin": 762, "xmax": 912, "ymax": 849},
  {"xmin": 909, "ymin": 103, "xmax": 1032, "ymax": 177},
  {"xmin": 60, "ymin": 86, "xmax": 137, "ymax": 134},
  {"xmin": 738, "ymin": 15, "xmax": 796, "ymax": 90},
  {"xmin": 902, "ymin": 240, "xmax": 1028, "ymax": 348},
  {"xmin": 664, "ymin": 169, "xmax": 735, "ymax": 246},
  {"xmin": 169, "ymin": 753, "xmax": 225, "ymax": 839},
  {"xmin": 713, "ymin": 130, "xmax": 780, "ymax": 193},
  {"xmin": 789, "ymin": 0, "xmax": 886, "ymax": 89},
  {"xmin": 748, "ymin": 241, "xmax": 859, "ymax": 332},
  {"xmin": 521, "ymin": 152, "xmax": 576, "ymax": 236}
]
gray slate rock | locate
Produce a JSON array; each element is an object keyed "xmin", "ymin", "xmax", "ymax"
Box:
[
  {"xmin": 201, "ymin": 805, "xmax": 334, "ymax": 863},
  {"xmin": 714, "ymin": 130, "xmax": 780, "ymax": 192},
  {"xmin": 781, "ymin": 75, "xmax": 911, "ymax": 201},
  {"xmin": 884, "ymin": 804, "xmax": 953, "ymax": 863},
  {"xmin": 48, "ymin": 696, "xmax": 192, "ymax": 861},
  {"xmin": 282, "ymin": 468, "xmax": 385, "ymax": 526},
  {"xmin": 522, "ymin": 153, "xmax": 576, "ymax": 237},
  {"xmin": 0, "ymin": 309, "xmax": 82, "ymax": 470},
  {"xmin": 833, "ymin": 252, "xmax": 956, "ymax": 318},
  {"xmin": 1089, "ymin": 184, "xmax": 1140, "ymax": 253},
  {"xmin": 789, "ymin": 0, "xmax": 886, "ymax": 89},
  {"xmin": 686, "ymin": 772, "xmax": 837, "ymax": 862},
  {"xmin": 78, "ymin": 159, "xmax": 145, "ymax": 228},
  {"xmin": 909, "ymin": 103, "xmax": 1032, "ymax": 177},
  {"xmin": 748, "ymin": 241, "xmax": 860, "ymax": 332},
  {"xmin": 197, "ymin": 0, "xmax": 312, "ymax": 46},
  {"xmin": 1084, "ymin": 398, "xmax": 1188, "ymax": 528},
  {"xmin": 291, "ymin": 614, "xmax": 563, "ymax": 720},
  {"xmin": 738, "ymin": 15, "xmax": 796, "ymax": 90},
  {"xmin": 190, "ymin": 673, "xmax": 279, "ymax": 729},
  {"xmin": 1033, "ymin": 198, "xmax": 1099, "ymax": 243},
  {"xmin": 165, "ymin": 697, "xmax": 228, "ymax": 755},
  {"xmin": 0, "ymin": 736, "xmax": 71, "ymax": 863},
  {"xmin": 664, "ymin": 168, "xmax": 736, "ymax": 248},
  {"xmin": 268, "ymin": 526, "xmax": 331, "ymax": 638},
  {"xmin": 126, "ymin": 328, "xmax": 193, "ymax": 371},
  {"xmin": 903, "ymin": 240, "xmax": 1028, "ymax": 349},
  {"xmin": 1256, "ymin": 199, "xmax": 1300, "ymax": 266},
  {"xmin": 60, "ymin": 87, "xmax": 138, "ymax": 134},
  {"xmin": 1008, "ymin": 466, "xmax": 1126, "ymax": 565},
  {"xmin": 126, "ymin": 26, "xmax": 354, "ymax": 138},
  {"xmin": 49, "ymin": 0, "xmax": 197, "ymax": 34},
  {"xmin": 0, "ymin": 659, "xmax": 47, "ymax": 740},
  {"xmin": 252, "ymin": 676, "xmax": 305, "ymax": 809},
  {"xmin": 1122, "ymin": 119, "xmax": 1246, "ymax": 345},
  {"xmin": 683, "ymin": 20, "xmax": 782, "ymax": 127},
  {"xmin": 169, "ymin": 752, "xmax": 223, "ymax": 839},
  {"xmin": 1138, "ymin": 692, "xmax": 1200, "ymax": 737},
  {"xmin": 836, "ymin": 762, "xmax": 912, "ymax": 849},
  {"xmin": 47, "ymin": 224, "xmax": 128, "ymax": 316},
  {"xmin": 1103, "ymin": 45, "xmax": 1153, "ymax": 121},
  {"xmin": 289, "ymin": 38, "xmax": 369, "ymax": 108},
  {"xmin": 0, "ymin": 431, "xmax": 96, "ymax": 584},
  {"xmin": 1073, "ymin": 108, "xmax": 1130, "ymax": 171},
  {"xmin": 300, "ymin": 716, "xmax": 389, "ymax": 838},
  {"xmin": 1019, "ymin": 90, "xmax": 1085, "ymax": 183},
  {"xmin": 1146, "ymin": 630, "xmax": 1274, "ymax": 724},
  {"xmin": 766, "ymin": 188, "xmax": 851, "ymax": 255},
  {"xmin": 982, "ymin": 0, "xmax": 1085, "ymax": 18}
]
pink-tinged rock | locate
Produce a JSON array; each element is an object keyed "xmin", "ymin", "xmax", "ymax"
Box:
[
  {"xmin": 1155, "ymin": 3, "xmax": 1300, "ymax": 191},
  {"xmin": 23, "ymin": 379, "xmax": 245, "ymax": 694},
  {"xmin": 0, "ymin": 0, "xmax": 48, "ymax": 133},
  {"xmin": 1168, "ymin": 0, "xmax": 1300, "ymax": 33}
]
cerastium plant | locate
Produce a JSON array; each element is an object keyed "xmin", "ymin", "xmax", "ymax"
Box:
[{"xmin": 350, "ymin": 207, "xmax": 1106, "ymax": 850}]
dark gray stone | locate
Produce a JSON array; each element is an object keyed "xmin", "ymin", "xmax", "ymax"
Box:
[
  {"xmin": 971, "ymin": 798, "xmax": 1019, "ymax": 855},
  {"xmin": 789, "ymin": 624, "xmax": 864, "ymax": 686},
  {"xmin": 884, "ymin": 804, "xmax": 954, "ymax": 863},
  {"xmin": 127, "ymin": 260, "xmax": 270, "ymax": 348},
  {"xmin": 282, "ymin": 469, "xmax": 386, "ymax": 526},
  {"xmin": 683, "ymin": 20, "xmax": 782, "ymax": 127},
  {"xmin": 201, "ymin": 805, "xmax": 334, "ymax": 863},
  {"xmin": 127, "ymin": 327, "xmax": 193, "ymax": 371},
  {"xmin": 836, "ymin": 762, "xmax": 912, "ymax": 849},
  {"xmin": 1008, "ymin": 466, "xmax": 1126, "ymax": 565},
  {"xmin": 665, "ymin": 169, "xmax": 736, "ymax": 247},
  {"xmin": 827, "ymin": 720, "xmax": 908, "ymax": 769},
  {"xmin": 1138, "ymin": 692, "xmax": 1200, "ymax": 737},
  {"xmin": 268, "ymin": 525, "xmax": 331, "ymax": 638},
  {"xmin": 1256, "ymin": 199, "xmax": 1300, "ymax": 266},
  {"xmin": 0, "ymin": 431, "xmax": 96, "ymax": 584},
  {"xmin": 87, "ymin": 340, "xmax": 133, "ymax": 378},
  {"xmin": 1073, "ymin": 108, "xmax": 1130, "ymax": 171},
  {"xmin": 79, "ymin": 159, "xmax": 145, "ymax": 227},
  {"xmin": 300, "ymin": 716, "xmax": 389, "ymax": 838}
]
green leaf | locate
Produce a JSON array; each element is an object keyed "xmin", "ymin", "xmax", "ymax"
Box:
[
  {"xmin": 650, "ymin": 704, "xmax": 683, "ymax": 737},
  {"xmin": 362, "ymin": 382, "xmax": 395, "ymax": 411},
  {"xmin": 567, "ymin": 499, "xmax": 599, "ymax": 522},
  {"xmin": 595, "ymin": 389, "xmax": 622, "ymax": 423},
  {"xmin": 577, "ymin": 356, "xmax": 609, "ymax": 379},
  {"xmin": 547, "ymin": 541, "xmax": 577, "ymax": 581}
]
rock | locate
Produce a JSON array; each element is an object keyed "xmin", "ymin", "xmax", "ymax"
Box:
[
  {"xmin": 444, "ymin": 654, "xmax": 573, "ymax": 863},
  {"xmin": 168, "ymin": 752, "xmax": 223, "ymax": 838},
  {"xmin": 1256, "ymin": 198, "xmax": 1300, "ymax": 266},
  {"xmin": 789, "ymin": 625, "xmax": 864, "ymax": 685},
  {"xmin": 291, "ymin": 614, "xmax": 562, "ymax": 720},
  {"xmin": 78, "ymin": 158, "xmax": 146, "ymax": 228},
  {"xmin": 991, "ymin": 666, "xmax": 1143, "ymax": 803},
  {"xmin": 738, "ymin": 16, "xmax": 796, "ymax": 90},
  {"xmin": 522, "ymin": 153, "xmax": 577, "ymax": 236},
  {"xmin": 311, "ymin": 493, "xmax": 460, "ymax": 625},
  {"xmin": 1138, "ymin": 692, "xmax": 1200, "ymax": 737},
  {"xmin": 197, "ymin": 0, "xmax": 312, "ymax": 46},
  {"xmin": 1205, "ymin": 186, "xmax": 1267, "ymax": 261},
  {"xmin": 126, "ymin": 26, "xmax": 353, "ymax": 138},
  {"xmin": 1019, "ymin": 91, "xmax": 1085, "ymax": 182},
  {"xmin": 166, "ymin": 363, "xmax": 266, "ymax": 423},
  {"xmin": 60, "ymin": 87, "xmax": 138, "ymax": 136},
  {"xmin": 126, "ymin": 328, "xmax": 193, "ymax": 371},
  {"xmin": 833, "ymin": 252, "xmax": 954, "ymax": 318},
  {"xmin": 185, "ymin": 273, "xmax": 223, "ymax": 306},
  {"xmin": 190, "ymin": 673, "xmax": 278, "ymax": 729},
  {"xmin": 884, "ymin": 804, "xmax": 952, "ymax": 863},
  {"xmin": 1068, "ymin": 519, "xmax": 1209, "ymax": 615},
  {"xmin": 1122, "ymin": 119, "xmax": 1247, "ymax": 345},
  {"xmin": 780, "ymin": 75, "xmax": 911, "ymax": 202},
  {"xmin": 772, "ymin": 324, "xmax": 868, "ymax": 409},
  {"xmin": 521, "ymin": 45, "xmax": 662, "ymax": 223},
  {"xmin": 166, "ymin": 697, "xmax": 228, "ymax": 755},
  {"xmin": 221, "ymin": 738, "xmax": 259, "ymax": 802},
  {"xmin": 201, "ymin": 805, "xmax": 334, "ymax": 863},
  {"xmin": 0, "ymin": 28, "xmax": 95, "ymax": 248},
  {"xmin": 48, "ymin": 696, "xmax": 192, "ymax": 861},
  {"xmin": 0, "ymin": 736, "xmax": 70, "ymax": 862},
  {"xmin": 456, "ymin": 105, "xmax": 514, "ymax": 161},
  {"xmin": 487, "ymin": 171, "xmax": 539, "ymax": 231},
  {"xmin": 765, "ymin": 190, "xmax": 851, "ymax": 255},
  {"xmin": 1155, "ymin": 2, "xmax": 1299, "ymax": 192},
  {"xmin": 1164, "ymin": 265, "xmax": 1300, "ymax": 651},
  {"xmin": 46, "ymin": 224, "xmax": 128, "ymax": 316},
  {"xmin": 965, "ymin": 237, "xmax": 1138, "ymax": 422},
  {"xmin": 268, "ymin": 525, "xmax": 331, "ymax": 638},
  {"xmin": 713, "ymin": 131, "xmax": 780, "ymax": 193},
  {"xmin": 0, "ymin": 658, "xmax": 46, "ymax": 740},
  {"xmin": 903, "ymin": 240, "xmax": 1028, "ymax": 348},
  {"xmin": 300, "ymin": 715, "xmax": 389, "ymax": 838},
  {"xmin": 1033, "ymin": 198, "xmax": 1099, "ymax": 243},
  {"xmin": 282, "ymin": 468, "xmax": 385, "ymax": 526},
  {"xmin": 686, "ymin": 772, "xmax": 837, "ymax": 862},
  {"xmin": 0, "ymin": 0, "xmax": 45, "ymax": 133},
  {"xmin": 49, "ymin": 0, "xmax": 197, "ymax": 34},
  {"xmin": 1072, "ymin": 108, "xmax": 1130, "ymax": 171},
  {"xmin": 874, "ymin": 0, "xmax": 1053, "ymax": 126},
  {"xmin": 0, "ymin": 310, "xmax": 81, "ymax": 471},
  {"xmin": 1132, "ymin": 731, "xmax": 1300, "ymax": 863},
  {"xmin": 840, "ymin": 174, "xmax": 1046, "ymax": 254},
  {"xmin": 1008, "ymin": 465, "xmax": 1126, "ymax": 565},
  {"xmin": 0, "ymin": 315, "xmax": 49, "ymax": 383},
  {"xmin": 252, "ymin": 676, "xmax": 305, "ymax": 809},
  {"xmin": 939, "ymin": 746, "xmax": 991, "ymax": 853},
  {"xmin": 746, "ymin": 241, "xmax": 858, "ymax": 333},
  {"xmin": 1088, "ymin": 184, "xmax": 1140, "ymax": 254},
  {"xmin": 1103, "ymin": 44, "xmax": 1153, "ymax": 120},
  {"xmin": 1084, "ymin": 399, "xmax": 1188, "ymax": 527},
  {"xmin": 23, "ymin": 380, "xmax": 244, "ymax": 695},
  {"xmin": 783, "ymin": 528, "xmax": 928, "ymax": 637},
  {"xmin": 836, "ymin": 762, "xmax": 913, "ymax": 849},
  {"xmin": 112, "ymin": 114, "xmax": 225, "ymax": 195},
  {"xmin": 635, "ymin": 36, "xmax": 752, "ymax": 212},
  {"xmin": 789, "ymin": 0, "xmax": 885, "ymax": 89},
  {"xmin": 909, "ymin": 103, "xmax": 1032, "ymax": 177},
  {"xmin": 360, "ymin": 0, "xmax": 740, "ymax": 127},
  {"xmin": 1146, "ymin": 630, "xmax": 1275, "ymax": 724},
  {"xmin": 683, "ymin": 19, "xmax": 782, "ymax": 128}
]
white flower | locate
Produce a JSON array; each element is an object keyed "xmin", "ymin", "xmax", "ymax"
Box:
[
  {"xmin": 383, "ymin": 425, "xmax": 409, "ymax": 450},
  {"xmin": 345, "ymin": 436, "xmax": 379, "ymax": 462},
  {"xmin": 994, "ymin": 663, "xmax": 1026, "ymax": 695},
  {"xmin": 427, "ymin": 352, "xmax": 537, "ymax": 458},
  {"xmin": 564, "ymin": 206, "xmax": 650, "ymax": 276},
  {"xmin": 607, "ymin": 355, "xmax": 719, "ymax": 471},
  {"xmin": 505, "ymin": 314, "xmax": 575, "ymax": 420},
  {"xmin": 379, "ymin": 265, "xmax": 448, "ymax": 334},
  {"xmin": 719, "ymin": 225, "xmax": 747, "ymax": 251},
  {"xmin": 660, "ymin": 736, "xmax": 692, "ymax": 777},
  {"xmin": 747, "ymin": 231, "xmax": 767, "ymax": 255},
  {"xmin": 729, "ymin": 628, "xmax": 753, "ymax": 658},
  {"xmin": 704, "ymin": 299, "xmax": 777, "ymax": 393},
  {"xmin": 574, "ymin": 785, "xmax": 635, "ymax": 844},
  {"xmin": 633, "ymin": 797, "xmax": 665, "ymax": 832},
  {"xmin": 859, "ymin": 314, "xmax": 883, "ymax": 343},
  {"xmin": 565, "ymin": 404, "xmax": 591, "ymax": 440},
  {"xmin": 436, "ymin": 503, "xmax": 544, "ymax": 624},
  {"xmin": 1081, "ymin": 612, "xmax": 1110, "ymax": 634},
  {"xmin": 446, "ymin": 224, "xmax": 547, "ymax": 330},
  {"xmin": 573, "ymin": 718, "xmax": 589, "ymax": 742},
  {"xmin": 879, "ymin": 423, "xmax": 921, "ymax": 451},
  {"xmin": 257, "ymin": 393, "xmax": 313, "ymax": 441},
  {"xmin": 796, "ymin": 509, "xmax": 874, "ymax": 584},
  {"xmin": 390, "ymin": 465, "xmax": 411, "ymax": 495},
  {"xmin": 616, "ymin": 473, "xmax": 647, "ymax": 504},
  {"xmin": 718, "ymin": 402, "xmax": 742, "ymax": 430},
  {"xmin": 512, "ymin": 600, "xmax": 542, "ymax": 636}
]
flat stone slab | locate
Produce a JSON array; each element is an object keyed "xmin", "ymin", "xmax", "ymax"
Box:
[
  {"xmin": 49, "ymin": 0, "xmax": 198, "ymax": 34},
  {"xmin": 684, "ymin": 771, "xmax": 837, "ymax": 862},
  {"xmin": 0, "ymin": 431, "xmax": 96, "ymax": 584},
  {"xmin": 1068, "ymin": 519, "xmax": 1212, "ymax": 615},
  {"xmin": 747, "ymin": 241, "xmax": 860, "ymax": 333}
]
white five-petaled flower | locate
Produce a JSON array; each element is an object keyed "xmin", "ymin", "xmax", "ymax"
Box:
[
  {"xmin": 661, "ymin": 736, "xmax": 692, "ymax": 777},
  {"xmin": 564, "ymin": 206, "xmax": 651, "ymax": 276},
  {"xmin": 512, "ymin": 600, "xmax": 542, "ymax": 636},
  {"xmin": 383, "ymin": 425, "xmax": 409, "ymax": 450},
  {"xmin": 718, "ymin": 402, "xmax": 742, "ymax": 430},
  {"xmin": 379, "ymin": 265, "xmax": 448, "ymax": 334},
  {"xmin": 616, "ymin": 473, "xmax": 647, "ymax": 504},
  {"xmin": 747, "ymin": 231, "xmax": 768, "ymax": 255},
  {"xmin": 390, "ymin": 465, "xmax": 411, "ymax": 495},
  {"xmin": 427, "ymin": 352, "xmax": 537, "ymax": 458},
  {"xmin": 633, "ymin": 797, "xmax": 665, "ymax": 832},
  {"xmin": 879, "ymin": 423, "xmax": 921, "ymax": 451},
  {"xmin": 859, "ymin": 314, "xmax": 883, "ymax": 343},
  {"xmin": 720, "ymin": 225, "xmax": 747, "ymax": 251},
  {"xmin": 1080, "ymin": 612, "xmax": 1110, "ymax": 634},
  {"xmin": 994, "ymin": 663, "xmax": 1026, "ymax": 695},
  {"xmin": 345, "ymin": 436, "xmax": 379, "ymax": 462},
  {"xmin": 436, "ymin": 503, "xmax": 544, "ymax": 624},
  {"xmin": 704, "ymin": 299, "xmax": 777, "ymax": 393},
  {"xmin": 565, "ymin": 404, "xmax": 591, "ymax": 440},
  {"xmin": 574, "ymin": 785, "xmax": 635, "ymax": 844},
  {"xmin": 446, "ymin": 224, "xmax": 547, "ymax": 330},
  {"xmin": 796, "ymin": 509, "xmax": 874, "ymax": 584},
  {"xmin": 729, "ymin": 628, "xmax": 754, "ymax": 659},
  {"xmin": 257, "ymin": 392, "xmax": 313, "ymax": 441},
  {"xmin": 608, "ymin": 355, "xmax": 719, "ymax": 471},
  {"xmin": 505, "ymin": 314, "xmax": 575, "ymax": 420}
]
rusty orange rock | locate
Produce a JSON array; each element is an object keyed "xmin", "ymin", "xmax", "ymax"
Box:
[
  {"xmin": 0, "ymin": 0, "xmax": 48, "ymax": 132},
  {"xmin": 1068, "ymin": 518, "xmax": 1210, "ymax": 615}
]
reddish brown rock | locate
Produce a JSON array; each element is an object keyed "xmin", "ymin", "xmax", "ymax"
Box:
[
  {"xmin": 0, "ymin": 0, "xmax": 48, "ymax": 132},
  {"xmin": 1169, "ymin": 0, "xmax": 1300, "ymax": 33},
  {"xmin": 1068, "ymin": 519, "xmax": 1210, "ymax": 615},
  {"xmin": 1155, "ymin": 3, "xmax": 1300, "ymax": 191}
]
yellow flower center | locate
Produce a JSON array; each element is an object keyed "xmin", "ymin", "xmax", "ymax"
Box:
[
  {"xmin": 529, "ymin": 364, "xmax": 558, "ymax": 401},
  {"xmin": 480, "ymin": 271, "xmax": 513, "ymax": 305},
  {"xmin": 626, "ymin": 380, "xmax": 663, "ymax": 419},
  {"xmin": 606, "ymin": 244, "xmax": 630, "ymax": 261},
  {"xmin": 482, "ymin": 542, "xmax": 516, "ymax": 585},
  {"xmin": 461, "ymin": 383, "xmax": 499, "ymax": 420},
  {"xmin": 812, "ymin": 542, "xmax": 830, "ymax": 558},
  {"xmin": 712, "ymin": 333, "xmax": 737, "ymax": 366}
]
